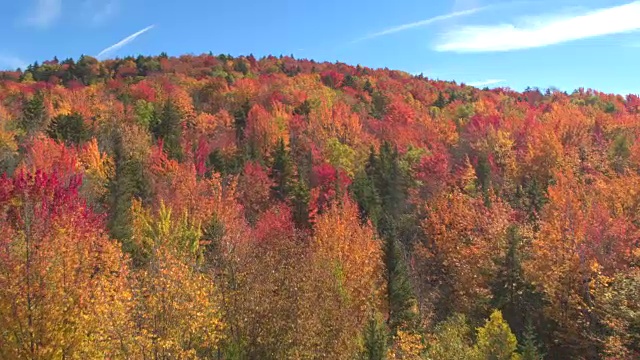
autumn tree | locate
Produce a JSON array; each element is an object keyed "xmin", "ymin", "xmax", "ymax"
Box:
[
  {"xmin": 129, "ymin": 201, "xmax": 224, "ymax": 358},
  {"xmin": 0, "ymin": 171, "xmax": 136, "ymax": 359},
  {"xmin": 426, "ymin": 314, "xmax": 474, "ymax": 360},
  {"xmin": 473, "ymin": 310, "xmax": 521, "ymax": 360},
  {"xmin": 311, "ymin": 199, "xmax": 385, "ymax": 357}
]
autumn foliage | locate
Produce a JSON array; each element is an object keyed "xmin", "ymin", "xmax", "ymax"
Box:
[{"xmin": 0, "ymin": 54, "xmax": 639, "ymax": 359}]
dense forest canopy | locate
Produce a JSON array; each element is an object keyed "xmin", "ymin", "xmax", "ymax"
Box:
[{"xmin": 0, "ymin": 53, "xmax": 639, "ymax": 359}]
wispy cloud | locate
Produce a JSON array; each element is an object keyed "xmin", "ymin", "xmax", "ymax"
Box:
[
  {"xmin": 25, "ymin": 0, "xmax": 62, "ymax": 28},
  {"xmin": 352, "ymin": 7, "xmax": 486, "ymax": 43},
  {"xmin": 0, "ymin": 55, "xmax": 28, "ymax": 70},
  {"xmin": 97, "ymin": 25, "xmax": 155, "ymax": 58},
  {"xmin": 435, "ymin": 1, "xmax": 640, "ymax": 52},
  {"xmin": 467, "ymin": 79, "xmax": 505, "ymax": 87},
  {"xmin": 83, "ymin": 0, "xmax": 118, "ymax": 25}
]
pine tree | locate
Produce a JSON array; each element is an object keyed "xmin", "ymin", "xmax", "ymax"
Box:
[
  {"xmin": 269, "ymin": 138, "xmax": 293, "ymax": 201},
  {"xmin": 47, "ymin": 112, "xmax": 89, "ymax": 145},
  {"xmin": 351, "ymin": 168, "xmax": 382, "ymax": 226},
  {"xmin": 519, "ymin": 323, "xmax": 544, "ymax": 360},
  {"xmin": 491, "ymin": 226, "xmax": 545, "ymax": 338},
  {"xmin": 290, "ymin": 174, "xmax": 311, "ymax": 229},
  {"xmin": 234, "ymin": 99, "xmax": 251, "ymax": 143},
  {"xmin": 385, "ymin": 233, "xmax": 418, "ymax": 333},
  {"xmin": 363, "ymin": 142, "xmax": 418, "ymax": 333},
  {"xmin": 433, "ymin": 91, "xmax": 448, "ymax": 109},
  {"xmin": 152, "ymin": 100, "xmax": 183, "ymax": 161},
  {"xmin": 367, "ymin": 142, "xmax": 407, "ymax": 237},
  {"xmin": 107, "ymin": 130, "xmax": 150, "ymax": 254},
  {"xmin": 20, "ymin": 91, "xmax": 46, "ymax": 136},
  {"xmin": 361, "ymin": 312, "xmax": 388, "ymax": 360}
]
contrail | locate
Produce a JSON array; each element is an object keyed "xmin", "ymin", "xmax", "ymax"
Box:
[
  {"xmin": 351, "ymin": 7, "xmax": 486, "ymax": 43},
  {"xmin": 97, "ymin": 25, "xmax": 155, "ymax": 58}
]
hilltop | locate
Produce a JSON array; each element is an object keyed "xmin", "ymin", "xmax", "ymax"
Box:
[{"xmin": 0, "ymin": 54, "xmax": 639, "ymax": 359}]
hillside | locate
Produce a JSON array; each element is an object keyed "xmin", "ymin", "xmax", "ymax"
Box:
[{"xmin": 0, "ymin": 54, "xmax": 639, "ymax": 359}]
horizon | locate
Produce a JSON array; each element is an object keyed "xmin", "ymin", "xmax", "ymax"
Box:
[{"xmin": 2, "ymin": 0, "xmax": 640, "ymax": 94}]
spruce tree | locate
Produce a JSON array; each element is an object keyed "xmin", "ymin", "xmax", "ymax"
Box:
[
  {"xmin": 351, "ymin": 168, "xmax": 382, "ymax": 226},
  {"xmin": 385, "ymin": 233, "xmax": 418, "ymax": 333},
  {"xmin": 269, "ymin": 138, "xmax": 293, "ymax": 201},
  {"xmin": 233, "ymin": 100, "xmax": 251, "ymax": 143},
  {"xmin": 519, "ymin": 323, "xmax": 544, "ymax": 360},
  {"xmin": 290, "ymin": 175, "xmax": 311, "ymax": 229},
  {"xmin": 47, "ymin": 112, "xmax": 89, "ymax": 145},
  {"xmin": 433, "ymin": 91, "xmax": 448, "ymax": 109},
  {"xmin": 491, "ymin": 226, "xmax": 545, "ymax": 338},
  {"xmin": 362, "ymin": 142, "xmax": 418, "ymax": 333},
  {"xmin": 20, "ymin": 91, "xmax": 46, "ymax": 136},
  {"xmin": 427, "ymin": 314, "xmax": 474, "ymax": 360},
  {"xmin": 152, "ymin": 100, "xmax": 183, "ymax": 161},
  {"xmin": 361, "ymin": 312, "xmax": 388, "ymax": 360},
  {"xmin": 107, "ymin": 130, "xmax": 150, "ymax": 259}
]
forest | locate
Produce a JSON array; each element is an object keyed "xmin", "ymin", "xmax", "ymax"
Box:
[{"xmin": 0, "ymin": 53, "xmax": 638, "ymax": 359}]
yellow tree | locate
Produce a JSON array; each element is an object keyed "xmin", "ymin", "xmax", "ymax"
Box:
[
  {"xmin": 472, "ymin": 310, "xmax": 521, "ymax": 360},
  {"xmin": 129, "ymin": 200, "xmax": 224, "ymax": 359},
  {"xmin": 0, "ymin": 170, "xmax": 136, "ymax": 359},
  {"xmin": 310, "ymin": 198, "xmax": 385, "ymax": 358}
]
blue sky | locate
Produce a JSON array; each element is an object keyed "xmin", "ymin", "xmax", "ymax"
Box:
[{"xmin": 2, "ymin": 0, "xmax": 640, "ymax": 94}]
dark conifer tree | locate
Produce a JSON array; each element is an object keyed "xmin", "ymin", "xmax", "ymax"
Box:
[
  {"xmin": 20, "ymin": 91, "xmax": 46, "ymax": 136},
  {"xmin": 47, "ymin": 113, "xmax": 89, "ymax": 145},
  {"xmin": 152, "ymin": 100, "xmax": 183, "ymax": 161},
  {"xmin": 269, "ymin": 138, "xmax": 294, "ymax": 201}
]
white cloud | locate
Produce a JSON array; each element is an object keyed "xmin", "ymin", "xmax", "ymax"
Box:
[
  {"xmin": 0, "ymin": 55, "xmax": 28, "ymax": 70},
  {"xmin": 25, "ymin": 0, "xmax": 62, "ymax": 28},
  {"xmin": 352, "ymin": 7, "xmax": 486, "ymax": 43},
  {"xmin": 435, "ymin": 1, "xmax": 640, "ymax": 52},
  {"xmin": 97, "ymin": 25, "xmax": 155, "ymax": 58},
  {"xmin": 467, "ymin": 79, "xmax": 506, "ymax": 87}
]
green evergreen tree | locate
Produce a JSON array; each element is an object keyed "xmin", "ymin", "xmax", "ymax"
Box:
[
  {"xmin": 491, "ymin": 226, "xmax": 546, "ymax": 341},
  {"xmin": 367, "ymin": 142, "xmax": 406, "ymax": 234},
  {"xmin": 370, "ymin": 91, "xmax": 387, "ymax": 119},
  {"xmin": 269, "ymin": 138, "xmax": 294, "ymax": 201},
  {"xmin": 476, "ymin": 154, "xmax": 492, "ymax": 196},
  {"xmin": 361, "ymin": 312, "xmax": 388, "ymax": 360},
  {"xmin": 152, "ymin": 100, "xmax": 183, "ymax": 161},
  {"xmin": 290, "ymin": 174, "xmax": 311, "ymax": 229},
  {"xmin": 433, "ymin": 91, "xmax": 448, "ymax": 109},
  {"xmin": 47, "ymin": 112, "xmax": 90, "ymax": 145},
  {"xmin": 519, "ymin": 323, "xmax": 544, "ymax": 360},
  {"xmin": 20, "ymin": 91, "xmax": 46, "ymax": 136},
  {"xmin": 233, "ymin": 100, "xmax": 251, "ymax": 143},
  {"xmin": 107, "ymin": 130, "xmax": 150, "ymax": 259},
  {"xmin": 385, "ymin": 234, "xmax": 418, "ymax": 333},
  {"xmin": 361, "ymin": 142, "xmax": 418, "ymax": 334},
  {"xmin": 351, "ymin": 168, "xmax": 382, "ymax": 226}
]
